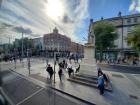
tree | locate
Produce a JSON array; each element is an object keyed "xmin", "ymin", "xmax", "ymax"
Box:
[
  {"xmin": 127, "ymin": 25, "xmax": 140, "ymax": 58},
  {"xmin": 12, "ymin": 38, "xmax": 32, "ymax": 56},
  {"xmin": 93, "ymin": 21, "xmax": 118, "ymax": 61}
]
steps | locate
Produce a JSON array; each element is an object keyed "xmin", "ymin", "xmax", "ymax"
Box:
[{"xmin": 67, "ymin": 74, "xmax": 112, "ymax": 92}]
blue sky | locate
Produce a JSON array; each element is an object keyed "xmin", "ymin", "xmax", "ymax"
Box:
[
  {"xmin": 77, "ymin": 0, "xmax": 139, "ymax": 42},
  {"xmin": 0, "ymin": 0, "xmax": 140, "ymax": 43}
]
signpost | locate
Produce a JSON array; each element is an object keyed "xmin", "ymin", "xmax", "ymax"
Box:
[
  {"xmin": 53, "ymin": 52, "xmax": 56, "ymax": 84},
  {"xmin": 27, "ymin": 49, "xmax": 31, "ymax": 75}
]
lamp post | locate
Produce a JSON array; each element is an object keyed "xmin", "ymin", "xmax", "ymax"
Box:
[
  {"xmin": 14, "ymin": 48, "xmax": 17, "ymax": 69},
  {"xmin": 27, "ymin": 49, "xmax": 31, "ymax": 75},
  {"xmin": 45, "ymin": 47, "xmax": 48, "ymax": 67},
  {"xmin": 51, "ymin": 39, "xmax": 56, "ymax": 84},
  {"xmin": 21, "ymin": 32, "xmax": 24, "ymax": 67},
  {"xmin": 53, "ymin": 52, "xmax": 56, "ymax": 84}
]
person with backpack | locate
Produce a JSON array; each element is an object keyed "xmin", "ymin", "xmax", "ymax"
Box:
[
  {"xmin": 46, "ymin": 64, "xmax": 54, "ymax": 79},
  {"xmin": 98, "ymin": 71, "xmax": 105, "ymax": 95},
  {"xmin": 103, "ymin": 73, "xmax": 109, "ymax": 87}
]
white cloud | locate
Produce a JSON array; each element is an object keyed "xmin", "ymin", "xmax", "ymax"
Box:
[
  {"xmin": 0, "ymin": 0, "xmax": 89, "ymax": 43},
  {"xmin": 129, "ymin": 0, "xmax": 140, "ymax": 12}
]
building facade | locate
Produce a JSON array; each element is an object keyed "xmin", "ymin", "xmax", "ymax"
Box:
[
  {"xmin": 92, "ymin": 13, "xmax": 140, "ymax": 60},
  {"xmin": 70, "ymin": 42, "xmax": 84, "ymax": 57},
  {"xmin": 31, "ymin": 37, "xmax": 44, "ymax": 50},
  {"xmin": 44, "ymin": 27, "xmax": 84, "ymax": 58},
  {"xmin": 44, "ymin": 27, "xmax": 71, "ymax": 57}
]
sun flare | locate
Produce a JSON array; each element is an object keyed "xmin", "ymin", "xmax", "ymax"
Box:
[{"xmin": 45, "ymin": 0, "xmax": 64, "ymax": 21}]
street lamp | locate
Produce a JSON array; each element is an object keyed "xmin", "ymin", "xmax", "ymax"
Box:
[
  {"xmin": 45, "ymin": 46, "xmax": 49, "ymax": 67},
  {"xmin": 14, "ymin": 48, "xmax": 17, "ymax": 69},
  {"xmin": 51, "ymin": 39, "xmax": 56, "ymax": 84},
  {"xmin": 27, "ymin": 49, "xmax": 31, "ymax": 75}
]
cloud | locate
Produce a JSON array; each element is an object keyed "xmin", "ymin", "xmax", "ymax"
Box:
[
  {"xmin": 0, "ymin": 0, "xmax": 89, "ymax": 42},
  {"xmin": 129, "ymin": 0, "xmax": 140, "ymax": 12},
  {"xmin": 13, "ymin": 26, "xmax": 32, "ymax": 34},
  {"xmin": 0, "ymin": 22, "xmax": 13, "ymax": 28},
  {"xmin": 61, "ymin": 14, "xmax": 74, "ymax": 23}
]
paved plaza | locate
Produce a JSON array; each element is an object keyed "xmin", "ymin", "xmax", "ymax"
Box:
[{"xmin": 0, "ymin": 58, "xmax": 140, "ymax": 105}]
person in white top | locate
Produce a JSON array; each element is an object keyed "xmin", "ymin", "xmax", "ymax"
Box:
[{"xmin": 67, "ymin": 62, "xmax": 74, "ymax": 77}]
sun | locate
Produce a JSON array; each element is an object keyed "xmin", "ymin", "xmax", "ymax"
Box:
[{"xmin": 45, "ymin": 0, "xmax": 64, "ymax": 21}]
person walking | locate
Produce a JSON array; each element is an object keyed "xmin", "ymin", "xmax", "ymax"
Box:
[
  {"xmin": 98, "ymin": 71, "xmax": 105, "ymax": 95},
  {"xmin": 67, "ymin": 62, "xmax": 73, "ymax": 77},
  {"xmin": 46, "ymin": 64, "xmax": 53, "ymax": 79},
  {"xmin": 75, "ymin": 54, "xmax": 79, "ymax": 63},
  {"xmin": 58, "ymin": 68, "xmax": 63, "ymax": 81}
]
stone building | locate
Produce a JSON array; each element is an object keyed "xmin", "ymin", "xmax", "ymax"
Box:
[
  {"xmin": 44, "ymin": 27, "xmax": 71, "ymax": 57},
  {"xmin": 70, "ymin": 42, "xmax": 84, "ymax": 57},
  {"xmin": 44, "ymin": 27, "xmax": 84, "ymax": 58},
  {"xmin": 92, "ymin": 13, "xmax": 140, "ymax": 60}
]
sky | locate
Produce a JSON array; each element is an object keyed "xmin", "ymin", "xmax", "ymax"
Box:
[{"xmin": 0, "ymin": 0, "xmax": 140, "ymax": 44}]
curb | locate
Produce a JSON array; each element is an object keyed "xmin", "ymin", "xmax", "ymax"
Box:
[
  {"xmin": 8, "ymin": 69, "xmax": 96, "ymax": 105},
  {"xmin": 75, "ymin": 73, "xmax": 113, "ymax": 92},
  {"xmin": 50, "ymin": 87, "xmax": 96, "ymax": 105},
  {"xmin": 67, "ymin": 78, "xmax": 112, "ymax": 92},
  {"xmin": 100, "ymin": 63, "xmax": 140, "ymax": 68}
]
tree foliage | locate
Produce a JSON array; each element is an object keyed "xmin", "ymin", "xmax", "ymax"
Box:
[
  {"xmin": 13, "ymin": 38, "xmax": 32, "ymax": 52},
  {"xmin": 127, "ymin": 25, "xmax": 140, "ymax": 51},
  {"xmin": 94, "ymin": 21, "xmax": 118, "ymax": 50}
]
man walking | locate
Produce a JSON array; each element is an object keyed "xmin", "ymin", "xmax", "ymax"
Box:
[
  {"xmin": 46, "ymin": 64, "xmax": 54, "ymax": 79},
  {"xmin": 58, "ymin": 67, "xmax": 63, "ymax": 81}
]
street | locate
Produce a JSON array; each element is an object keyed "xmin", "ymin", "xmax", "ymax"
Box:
[
  {"xmin": 0, "ymin": 58, "xmax": 140, "ymax": 105},
  {"xmin": 100, "ymin": 64, "xmax": 140, "ymax": 74},
  {"xmin": 0, "ymin": 69, "xmax": 90, "ymax": 105}
]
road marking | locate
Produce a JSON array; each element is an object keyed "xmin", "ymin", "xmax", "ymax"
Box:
[{"xmin": 16, "ymin": 88, "xmax": 43, "ymax": 105}]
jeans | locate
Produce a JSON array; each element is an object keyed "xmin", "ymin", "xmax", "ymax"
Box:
[{"xmin": 98, "ymin": 85, "xmax": 104, "ymax": 95}]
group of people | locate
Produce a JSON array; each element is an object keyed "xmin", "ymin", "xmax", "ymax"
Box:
[
  {"xmin": 46, "ymin": 59, "xmax": 108, "ymax": 95},
  {"xmin": 46, "ymin": 60, "xmax": 80, "ymax": 81}
]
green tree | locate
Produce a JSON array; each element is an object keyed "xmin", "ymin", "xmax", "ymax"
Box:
[
  {"xmin": 127, "ymin": 25, "xmax": 140, "ymax": 58},
  {"xmin": 93, "ymin": 21, "xmax": 118, "ymax": 61},
  {"xmin": 12, "ymin": 38, "xmax": 32, "ymax": 56}
]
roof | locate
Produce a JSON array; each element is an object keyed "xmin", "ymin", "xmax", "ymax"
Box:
[{"xmin": 93, "ymin": 13, "xmax": 140, "ymax": 24}]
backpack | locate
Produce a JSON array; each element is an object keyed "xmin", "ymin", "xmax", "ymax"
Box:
[{"xmin": 103, "ymin": 74, "xmax": 108, "ymax": 82}]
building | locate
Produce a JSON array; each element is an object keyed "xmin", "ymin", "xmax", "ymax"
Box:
[
  {"xmin": 44, "ymin": 27, "xmax": 84, "ymax": 58},
  {"xmin": 70, "ymin": 42, "xmax": 84, "ymax": 57},
  {"xmin": 31, "ymin": 37, "xmax": 44, "ymax": 51},
  {"xmin": 44, "ymin": 27, "xmax": 71, "ymax": 57},
  {"xmin": 92, "ymin": 13, "xmax": 140, "ymax": 60}
]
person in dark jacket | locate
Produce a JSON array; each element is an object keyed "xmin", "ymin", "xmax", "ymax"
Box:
[
  {"xmin": 46, "ymin": 64, "xmax": 53, "ymax": 79},
  {"xmin": 58, "ymin": 68, "xmax": 63, "ymax": 81},
  {"xmin": 98, "ymin": 71, "xmax": 105, "ymax": 95}
]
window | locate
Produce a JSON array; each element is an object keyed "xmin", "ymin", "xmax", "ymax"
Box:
[
  {"xmin": 134, "ymin": 17, "xmax": 137, "ymax": 23},
  {"xmin": 127, "ymin": 18, "xmax": 131, "ymax": 24}
]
